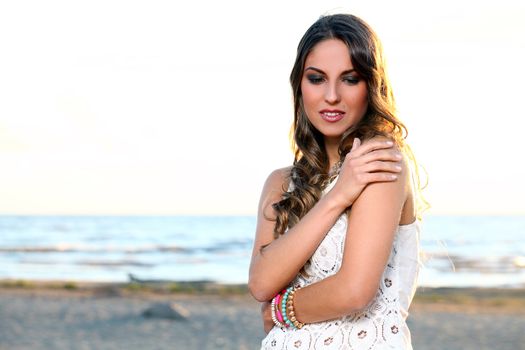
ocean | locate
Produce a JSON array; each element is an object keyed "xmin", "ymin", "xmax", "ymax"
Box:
[{"xmin": 1, "ymin": 215, "xmax": 524, "ymax": 288}]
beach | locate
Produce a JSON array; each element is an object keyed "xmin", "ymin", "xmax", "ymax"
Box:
[
  {"xmin": 0, "ymin": 281, "xmax": 524, "ymax": 350},
  {"xmin": 2, "ymin": 215, "xmax": 525, "ymax": 290}
]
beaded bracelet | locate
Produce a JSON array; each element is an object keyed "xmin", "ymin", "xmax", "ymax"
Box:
[
  {"xmin": 270, "ymin": 294, "xmax": 286, "ymax": 328},
  {"xmin": 286, "ymin": 287, "xmax": 305, "ymax": 329},
  {"xmin": 281, "ymin": 287, "xmax": 294, "ymax": 328},
  {"xmin": 275, "ymin": 291, "xmax": 284, "ymax": 324}
]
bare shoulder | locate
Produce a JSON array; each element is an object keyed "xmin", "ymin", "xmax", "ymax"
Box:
[
  {"xmin": 363, "ymin": 136, "xmax": 409, "ymax": 182},
  {"xmin": 258, "ymin": 166, "xmax": 293, "ymax": 220},
  {"xmin": 263, "ymin": 166, "xmax": 293, "ymax": 193},
  {"xmin": 348, "ymin": 141, "xmax": 409, "ymax": 220},
  {"xmin": 389, "ymin": 143, "xmax": 411, "ymax": 196},
  {"xmin": 399, "ymin": 149, "xmax": 418, "ymax": 224},
  {"xmin": 354, "ymin": 141, "xmax": 415, "ymax": 224}
]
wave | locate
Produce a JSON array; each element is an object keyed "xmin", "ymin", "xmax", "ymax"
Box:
[
  {"xmin": 18, "ymin": 259, "xmax": 157, "ymax": 267},
  {"xmin": 427, "ymin": 254, "xmax": 525, "ymax": 273},
  {"xmin": 0, "ymin": 239, "xmax": 253, "ymax": 255},
  {"xmin": 0, "ymin": 244, "xmax": 190, "ymax": 254}
]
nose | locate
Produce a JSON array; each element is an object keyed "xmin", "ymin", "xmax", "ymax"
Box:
[{"xmin": 324, "ymin": 82, "xmax": 340, "ymax": 104}]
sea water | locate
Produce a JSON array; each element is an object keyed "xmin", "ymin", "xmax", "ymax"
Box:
[{"xmin": 0, "ymin": 215, "xmax": 524, "ymax": 288}]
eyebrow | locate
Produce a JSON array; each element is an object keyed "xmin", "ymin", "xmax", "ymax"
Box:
[{"xmin": 304, "ymin": 66, "xmax": 356, "ymax": 75}]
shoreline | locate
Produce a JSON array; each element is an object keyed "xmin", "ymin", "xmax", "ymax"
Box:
[{"xmin": 1, "ymin": 278, "xmax": 524, "ymax": 313}]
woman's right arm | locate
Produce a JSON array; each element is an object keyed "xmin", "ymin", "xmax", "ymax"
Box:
[
  {"xmin": 248, "ymin": 167, "xmax": 346, "ymax": 301},
  {"xmin": 248, "ymin": 138, "xmax": 402, "ymax": 302}
]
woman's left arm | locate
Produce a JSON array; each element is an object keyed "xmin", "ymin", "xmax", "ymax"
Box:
[{"xmin": 286, "ymin": 155, "xmax": 409, "ymax": 324}]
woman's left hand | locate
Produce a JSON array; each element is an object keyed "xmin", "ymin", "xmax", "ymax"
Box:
[{"xmin": 261, "ymin": 301, "xmax": 274, "ymax": 333}]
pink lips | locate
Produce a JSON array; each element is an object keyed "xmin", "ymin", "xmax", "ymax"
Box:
[{"xmin": 319, "ymin": 109, "xmax": 345, "ymax": 122}]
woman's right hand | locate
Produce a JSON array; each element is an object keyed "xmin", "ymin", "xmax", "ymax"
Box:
[
  {"xmin": 261, "ymin": 301, "xmax": 274, "ymax": 333},
  {"xmin": 329, "ymin": 137, "xmax": 403, "ymax": 208}
]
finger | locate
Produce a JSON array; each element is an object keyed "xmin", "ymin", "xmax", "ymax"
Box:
[
  {"xmin": 361, "ymin": 172, "xmax": 399, "ymax": 183},
  {"xmin": 354, "ymin": 137, "xmax": 361, "ymax": 149},
  {"xmin": 360, "ymin": 149, "xmax": 403, "ymax": 164},
  {"xmin": 366, "ymin": 135, "xmax": 391, "ymax": 144},
  {"xmin": 264, "ymin": 322, "xmax": 273, "ymax": 334},
  {"xmin": 349, "ymin": 137, "xmax": 360, "ymax": 153},
  {"xmin": 260, "ymin": 302, "xmax": 267, "ymax": 312},
  {"xmin": 349, "ymin": 139, "xmax": 394, "ymax": 158},
  {"xmin": 361, "ymin": 160, "xmax": 403, "ymax": 174}
]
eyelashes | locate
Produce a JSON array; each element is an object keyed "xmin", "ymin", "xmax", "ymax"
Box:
[
  {"xmin": 342, "ymin": 76, "xmax": 360, "ymax": 85},
  {"xmin": 306, "ymin": 74, "xmax": 324, "ymax": 84},
  {"xmin": 306, "ymin": 74, "xmax": 360, "ymax": 85}
]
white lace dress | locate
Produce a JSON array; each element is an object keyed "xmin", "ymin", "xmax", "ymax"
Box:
[{"xmin": 261, "ymin": 178, "xmax": 422, "ymax": 350}]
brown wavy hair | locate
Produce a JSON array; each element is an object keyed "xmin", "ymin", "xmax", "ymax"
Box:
[{"xmin": 271, "ymin": 14, "xmax": 429, "ymax": 239}]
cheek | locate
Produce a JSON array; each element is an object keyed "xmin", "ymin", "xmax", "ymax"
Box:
[
  {"xmin": 300, "ymin": 83, "xmax": 318, "ymax": 110},
  {"xmin": 348, "ymin": 86, "xmax": 368, "ymax": 110},
  {"xmin": 358, "ymin": 92, "xmax": 368, "ymax": 111}
]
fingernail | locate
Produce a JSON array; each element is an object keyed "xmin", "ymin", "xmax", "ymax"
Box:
[
  {"xmin": 395, "ymin": 165, "xmax": 402, "ymax": 171},
  {"xmin": 395, "ymin": 153, "xmax": 402, "ymax": 159},
  {"xmin": 391, "ymin": 174, "xmax": 398, "ymax": 180},
  {"xmin": 386, "ymin": 141, "xmax": 394, "ymax": 146}
]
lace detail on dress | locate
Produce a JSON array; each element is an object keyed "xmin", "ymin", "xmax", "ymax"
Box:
[{"xmin": 261, "ymin": 177, "xmax": 421, "ymax": 350}]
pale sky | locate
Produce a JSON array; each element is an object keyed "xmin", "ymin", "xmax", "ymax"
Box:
[{"xmin": 0, "ymin": 0, "xmax": 524, "ymax": 215}]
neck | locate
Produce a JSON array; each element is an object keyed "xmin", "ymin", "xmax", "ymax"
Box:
[{"xmin": 324, "ymin": 136, "xmax": 341, "ymax": 170}]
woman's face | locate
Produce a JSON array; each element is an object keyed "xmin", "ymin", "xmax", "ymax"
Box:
[{"xmin": 300, "ymin": 39, "xmax": 368, "ymax": 142}]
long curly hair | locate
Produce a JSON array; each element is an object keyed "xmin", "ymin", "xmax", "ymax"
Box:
[{"xmin": 271, "ymin": 14, "xmax": 429, "ymax": 239}]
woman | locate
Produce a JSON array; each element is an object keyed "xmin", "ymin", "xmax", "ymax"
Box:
[{"xmin": 248, "ymin": 14, "xmax": 426, "ymax": 349}]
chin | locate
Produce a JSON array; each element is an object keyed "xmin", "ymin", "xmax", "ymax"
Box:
[{"xmin": 317, "ymin": 128, "xmax": 346, "ymax": 140}]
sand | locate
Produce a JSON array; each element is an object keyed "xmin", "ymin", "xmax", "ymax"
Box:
[{"xmin": 0, "ymin": 282, "xmax": 524, "ymax": 350}]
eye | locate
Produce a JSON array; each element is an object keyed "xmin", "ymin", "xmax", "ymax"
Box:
[
  {"xmin": 306, "ymin": 74, "xmax": 325, "ymax": 84},
  {"xmin": 342, "ymin": 75, "xmax": 360, "ymax": 85}
]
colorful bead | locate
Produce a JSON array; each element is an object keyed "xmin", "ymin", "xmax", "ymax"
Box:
[
  {"xmin": 270, "ymin": 293, "xmax": 285, "ymax": 328},
  {"xmin": 272, "ymin": 286, "xmax": 306, "ymax": 330},
  {"xmin": 275, "ymin": 293, "xmax": 284, "ymax": 323},
  {"xmin": 287, "ymin": 287, "xmax": 305, "ymax": 329}
]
